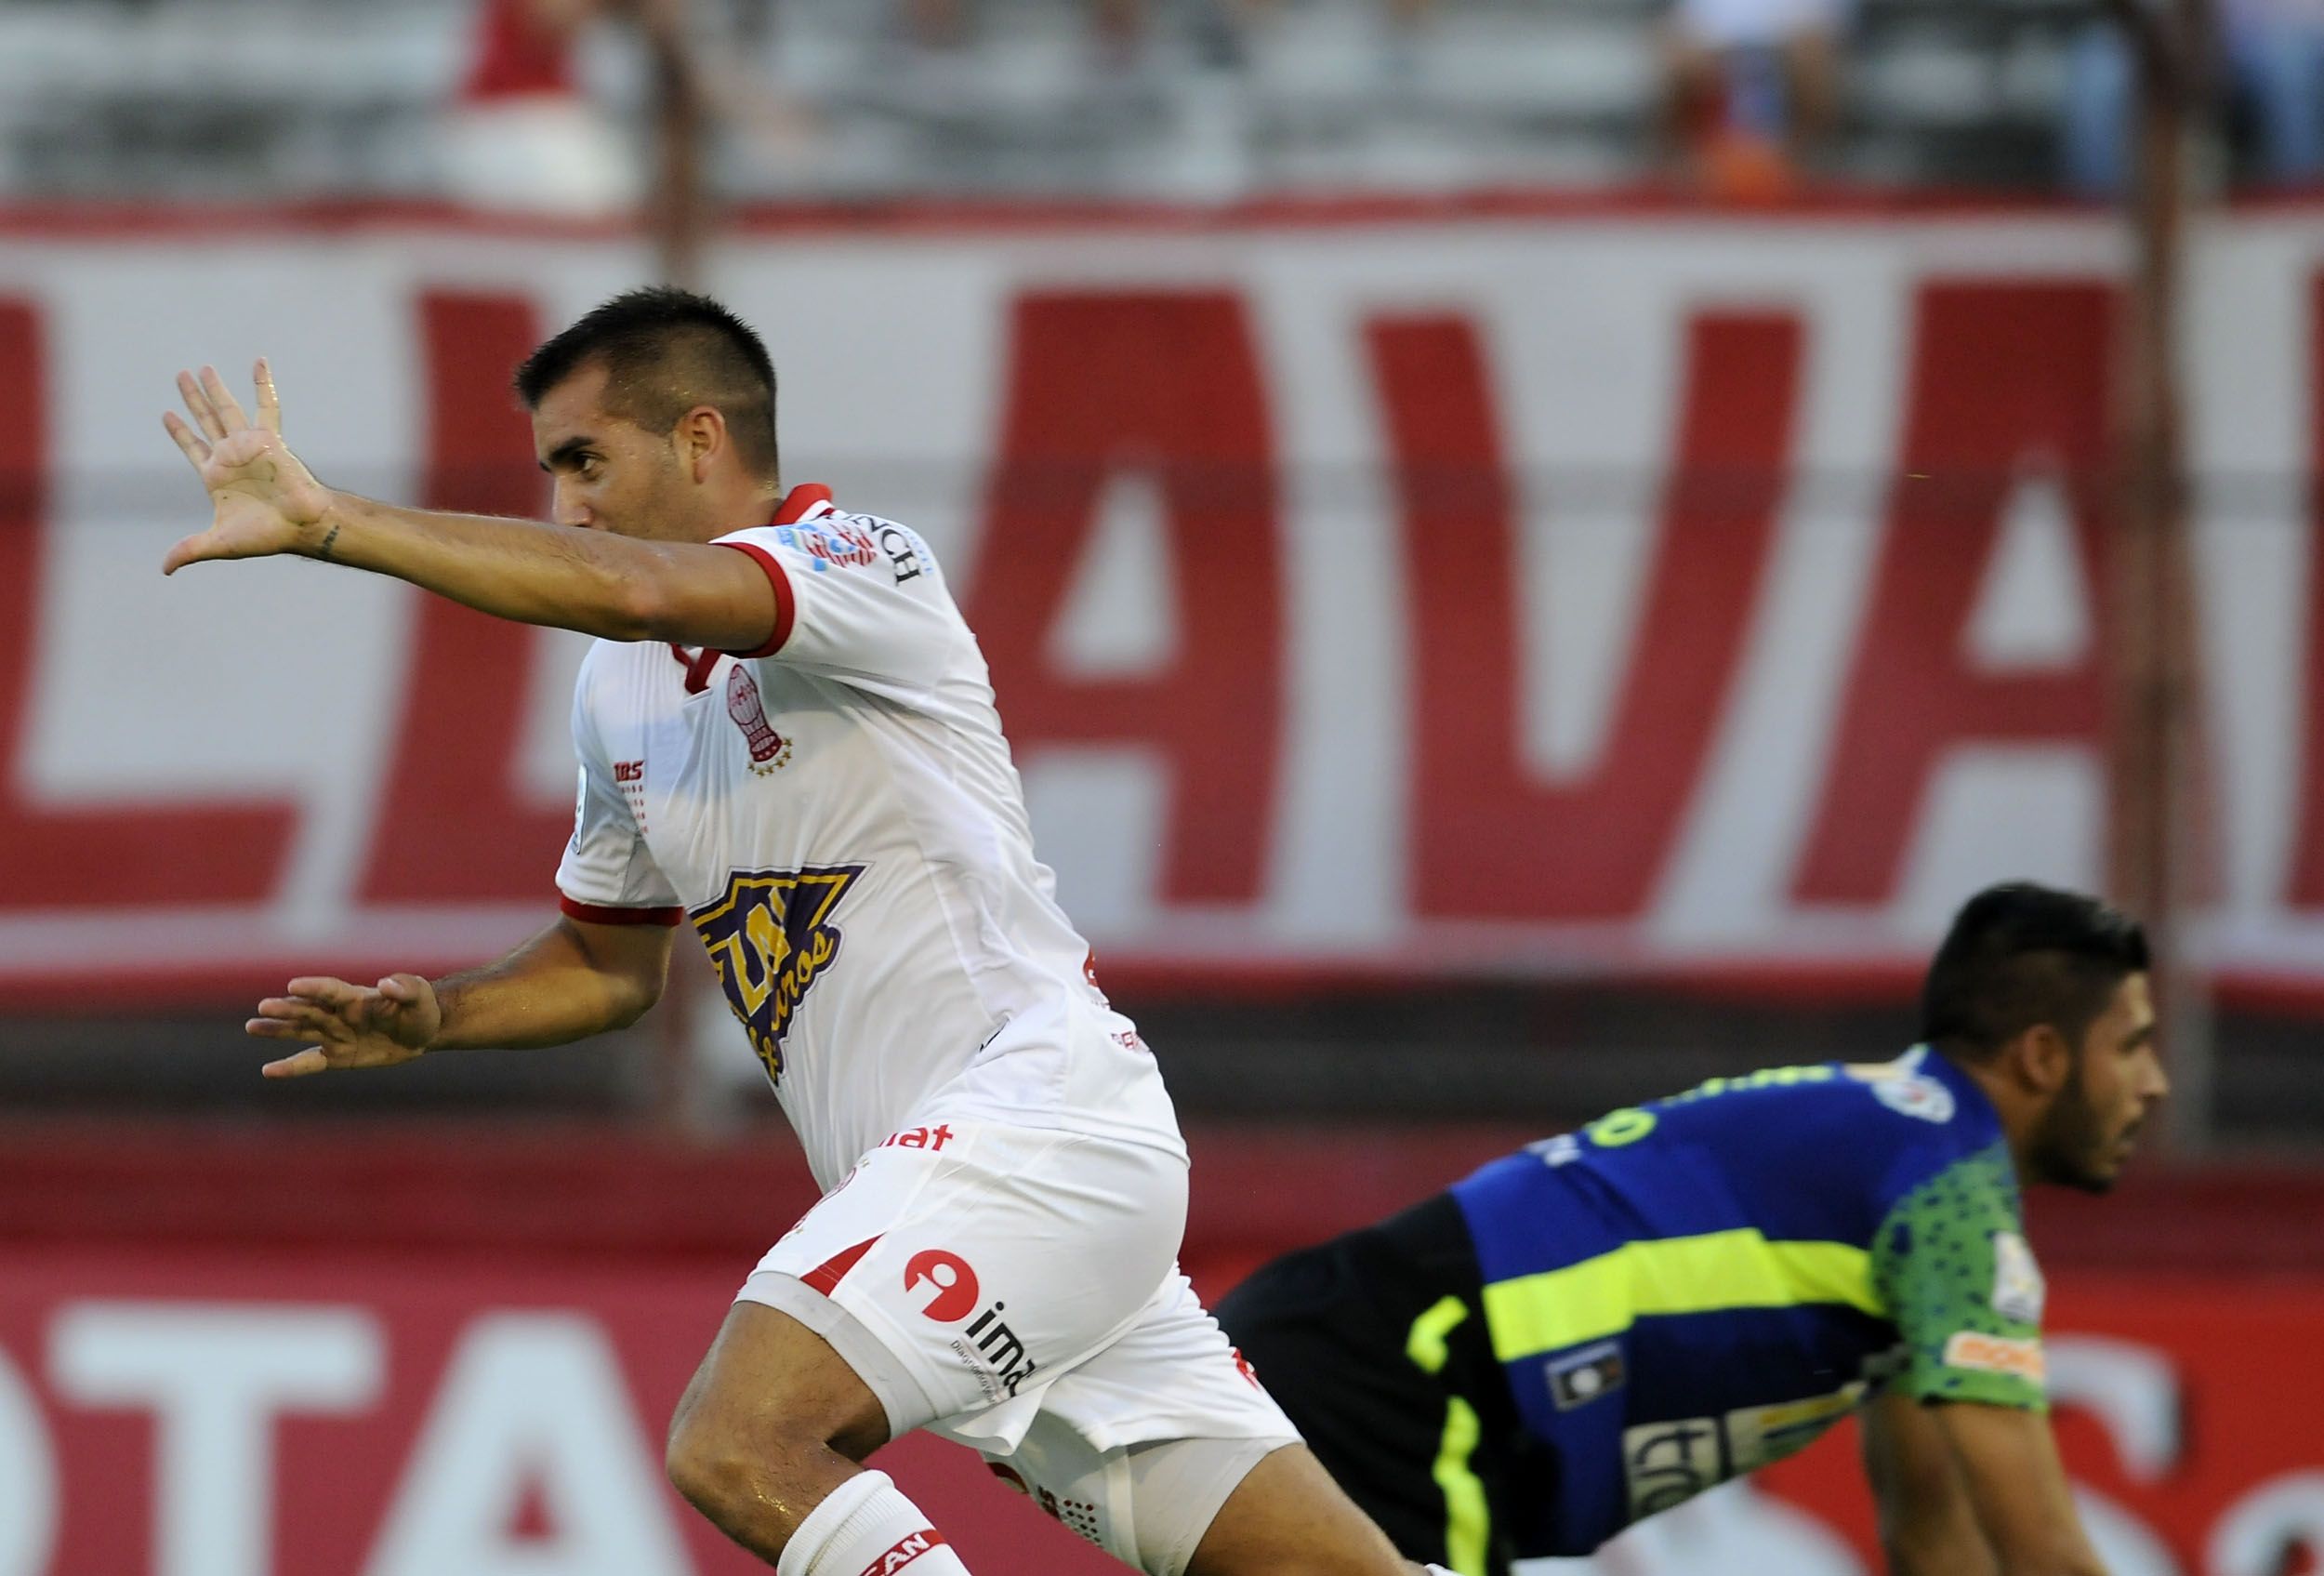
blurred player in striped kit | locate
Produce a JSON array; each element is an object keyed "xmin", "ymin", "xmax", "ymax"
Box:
[{"xmin": 1219, "ymin": 882, "xmax": 2161, "ymax": 1576}]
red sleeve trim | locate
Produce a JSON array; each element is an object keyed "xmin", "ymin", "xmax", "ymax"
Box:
[
  {"xmin": 560, "ymin": 895, "xmax": 684, "ymax": 927},
  {"xmin": 717, "ymin": 540, "xmax": 797, "ymax": 658}
]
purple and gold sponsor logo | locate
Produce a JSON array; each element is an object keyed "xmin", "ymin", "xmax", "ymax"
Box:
[{"xmin": 690, "ymin": 865, "xmax": 864, "ymax": 1084}]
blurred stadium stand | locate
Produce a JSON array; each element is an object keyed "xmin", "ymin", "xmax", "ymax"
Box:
[{"xmin": 0, "ymin": 0, "xmax": 2104, "ymax": 200}]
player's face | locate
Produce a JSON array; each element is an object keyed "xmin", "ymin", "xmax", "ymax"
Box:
[
  {"xmin": 2030, "ymin": 972, "xmax": 2165, "ymax": 1193},
  {"xmin": 531, "ymin": 364, "xmax": 692, "ymax": 542}
]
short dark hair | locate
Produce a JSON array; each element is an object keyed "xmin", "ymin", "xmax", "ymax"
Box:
[
  {"xmin": 514, "ymin": 286, "xmax": 779, "ymax": 480},
  {"xmin": 1921, "ymin": 882, "xmax": 2150, "ymax": 1063}
]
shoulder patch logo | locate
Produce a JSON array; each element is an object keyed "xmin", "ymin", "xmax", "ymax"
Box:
[
  {"xmin": 691, "ymin": 865, "xmax": 865, "ymax": 1084},
  {"xmin": 777, "ymin": 518, "xmax": 881, "ymax": 573},
  {"xmin": 1868, "ymin": 1070, "xmax": 1956, "ymax": 1123},
  {"xmin": 1989, "ymin": 1230, "xmax": 2046, "ymax": 1325}
]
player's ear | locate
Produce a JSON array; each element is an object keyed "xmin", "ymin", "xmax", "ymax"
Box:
[
  {"xmin": 2005, "ymin": 1022, "xmax": 2074, "ymax": 1096},
  {"xmin": 677, "ymin": 404, "xmax": 725, "ymax": 482}
]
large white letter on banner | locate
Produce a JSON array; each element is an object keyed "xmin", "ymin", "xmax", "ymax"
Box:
[
  {"xmin": 0, "ymin": 1343, "xmax": 57, "ymax": 1576},
  {"xmin": 2208, "ymin": 1472, "xmax": 2324, "ymax": 1576},
  {"xmin": 48, "ymin": 1302, "xmax": 383, "ymax": 1576},
  {"xmin": 365, "ymin": 1312, "xmax": 691, "ymax": 1576}
]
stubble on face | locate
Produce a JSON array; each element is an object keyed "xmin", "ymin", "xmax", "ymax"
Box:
[
  {"xmin": 2027, "ymin": 974, "xmax": 2159, "ymax": 1194},
  {"xmin": 2028, "ymin": 1057, "xmax": 2119, "ymax": 1193}
]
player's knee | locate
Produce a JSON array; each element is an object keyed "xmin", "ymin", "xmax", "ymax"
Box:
[
  {"xmin": 664, "ymin": 1402, "xmax": 805, "ymax": 1520},
  {"xmin": 664, "ymin": 1413, "xmax": 752, "ymax": 1518}
]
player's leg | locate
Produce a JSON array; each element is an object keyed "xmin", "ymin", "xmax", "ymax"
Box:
[
  {"xmin": 978, "ymin": 1270, "xmax": 1419, "ymax": 1576},
  {"xmin": 666, "ymin": 1299, "xmax": 965, "ymax": 1571},
  {"xmin": 1183, "ymin": 1440, "xmax": 1419, "ymax": 1574},
  {"xmin": 668, "ymin": 1119, "xmax": 1187, "ymax": 1572},
  {"xmin": 1211, "ymin": 1199, "xmax": 1519, "ymax": 1575},
  {"xmin": 1210, "ymin": 1242, "xmax": 1487, "ymax": 1570}
]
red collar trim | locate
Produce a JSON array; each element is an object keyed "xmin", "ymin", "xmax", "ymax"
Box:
[{"xmin": 772, "ymin": 483, "xmax": 833, "ymax": 524}]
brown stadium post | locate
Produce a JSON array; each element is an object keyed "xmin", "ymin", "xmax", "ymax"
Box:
[
  {"xmin": 643, "ymin": 0, "xmax": 708, "ymax": 289},
  {"xmin": 2106, "ymin": 0, "xmax": 2216, "ymax": 1154}
]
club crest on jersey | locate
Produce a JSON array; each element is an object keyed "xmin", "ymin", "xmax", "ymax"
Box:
[
  {"xmin": 777, "ymin": 518, "xmax": 880, "ymax": 573},
  {"xmin": 691, "ymin": 865, "xmax": 865, "ymax": 1084},
  {"xmin": 725, "ymin": 666, "xmax": 793, "ymax": 774}
]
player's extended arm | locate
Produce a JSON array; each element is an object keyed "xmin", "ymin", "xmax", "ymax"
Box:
[
  {"xmin": 1860, "ymin": 1391, "xmax": 2000, "ymax": 1576},
  {"xmin": 159, "ymin": 364, "xmax": 777, "ymax": 650},
  {"xmin": 1924, "ymin": 1400, "xmax": 2108, "ymax": 1576},
  {"xmin": 247, "ymin": 914, "xmax": 674, "ymax": 1077}
]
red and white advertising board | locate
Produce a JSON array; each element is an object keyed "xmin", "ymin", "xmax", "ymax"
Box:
[
  {"xmin": 10, "ymin": 202, "xmax": 2324, "ymax": 1000},
  {"xmin": 0, "ymin": 1248, "xmax": 2317, "ymax": 1576}
]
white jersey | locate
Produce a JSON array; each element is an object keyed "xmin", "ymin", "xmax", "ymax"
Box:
[{"xmin": 554, "ymin": 484, "xmax": 1183, "ymax": 1187}]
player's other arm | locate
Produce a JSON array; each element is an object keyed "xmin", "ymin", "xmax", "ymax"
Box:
[
  {"xmin": 1860, "ymin": 1390, "xmax": 2000, "ymax": 1576},
  {"xmin": 247, "ymin": 913, "xmax": 673, "ymax": 1077},
  {"xmin": 1921, "ymin": 1401, "xmax": 2106, "ymax": 1576}
]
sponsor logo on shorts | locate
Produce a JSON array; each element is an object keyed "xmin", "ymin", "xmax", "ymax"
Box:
[
  {"xmin": 957, "ymin": 1299, "xmax": 1039, "ymax": 1399},
  {"xmin": 1943, "ymin": 1331, "xmax": 2047, "ymax": 1384},
  {"xmin": 903, "ymin": 1248, "xmax": 1040, "ymax": 1399},
  {"xmin": 1547, "ymin": 1342, "xmax": 1625, "ymax": 1410},
  {"xmin": 905, "ymin": 1249, "xmax": 982, "ymax": 1321},
  {"xmin": 1989, "ymin": 1230, "xmax": 2046, "ymax": 1325},
  {"xmin": 859, "ymin": 1529, "xmax": 946, "ymax": 1576}
]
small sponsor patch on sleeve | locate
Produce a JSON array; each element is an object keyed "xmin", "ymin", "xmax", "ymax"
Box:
[
  {"xmin": 1942, "ymin": 1331, "xmax": 2046, "ymax": 1384},
  {"xmin": 1989, "ymin": 1230, "xmax": 2046, "ymax": 1325},
  {"xmin": 1547, "ymin": 1341, "xmax": 1626, "ymax": 1410}
]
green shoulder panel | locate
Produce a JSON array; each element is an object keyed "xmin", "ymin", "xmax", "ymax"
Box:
[{"xmin": 1869, "ymin": 1139, "xmax": 2049, "ymax": 1411}]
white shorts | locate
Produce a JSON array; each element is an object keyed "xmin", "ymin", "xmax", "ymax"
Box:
[{"xmin": 740, "ymin": 1119, "xmax": 1300, "ymax": 1575}]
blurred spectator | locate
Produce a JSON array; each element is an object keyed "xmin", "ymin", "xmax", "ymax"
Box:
[
  {"xmin": 442, "ymin": 0, "xmax": 678, "ymax": 215},
  {"xmin": 1088, "ymin": 0, "xmax": 1441, "ymax": 82},
  {"xmin": 2061, "ymin": 0, "xmax": 2324, "ymax": 193},
  {"xmin": 1659, "ymin": 0, "xmax": 1850, "ymax": 197}
]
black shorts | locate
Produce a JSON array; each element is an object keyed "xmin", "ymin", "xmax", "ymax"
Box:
[{"xmin": 1212, "ymin": 1193, "xmax": 1555, "ymax": 1576}]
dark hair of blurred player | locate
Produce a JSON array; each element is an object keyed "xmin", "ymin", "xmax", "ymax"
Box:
[{"xmin": 1921, "ymin": 881, "xmax": 2156, "ymax": 1194}]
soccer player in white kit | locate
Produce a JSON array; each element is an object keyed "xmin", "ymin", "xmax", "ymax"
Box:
[{"xmin": 161, "ymin": 289, "xmax": 1451, "ymax": 1576}]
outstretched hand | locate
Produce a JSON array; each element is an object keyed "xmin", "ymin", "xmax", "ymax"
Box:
[
  {"xmin": 161, "ymin": 360, "xmax": 336, "ymax": 575},
  {"xmin": 246, "ymin": 974, "xmax": 442, "ymax": 1079}
]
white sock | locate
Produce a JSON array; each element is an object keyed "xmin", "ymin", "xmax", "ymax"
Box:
[{"xmin": 775, "ymin": 1469, "xmax": 972, "ymax": 1576}]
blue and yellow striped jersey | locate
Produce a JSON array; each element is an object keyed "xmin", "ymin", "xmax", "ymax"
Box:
[{"xmin": 1448, "ymin": 1047, "xmax": 2047, "ymax": 1554}]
